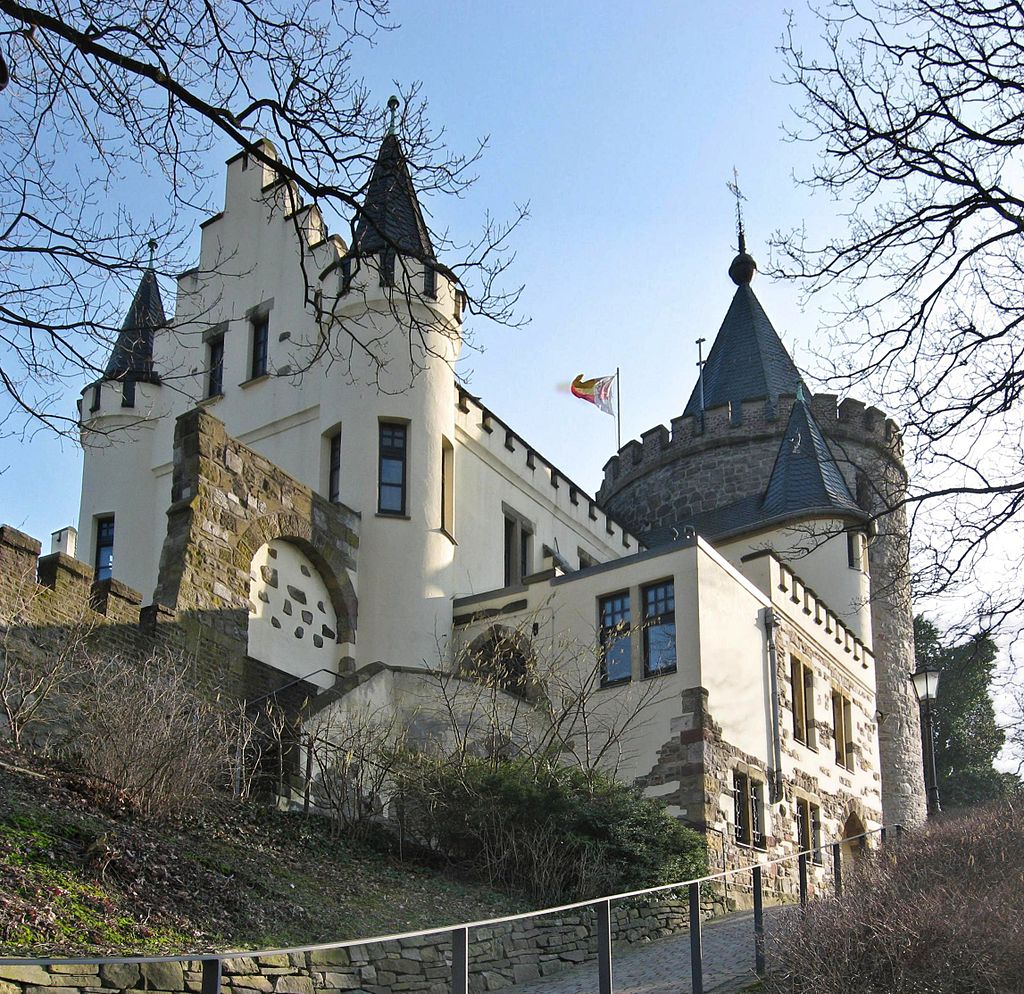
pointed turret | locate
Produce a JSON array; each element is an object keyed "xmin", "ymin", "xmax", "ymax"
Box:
[
  {"xmin": 760, "ymin": 387, "xmax": 861, "ymax": 521},
  {"xmin": 103, "ymin": 264, "xmax": 165, "ymax": 384},
  {"xmin": 683, "ymin": 273, "xmax": 806, "ymax": 418},
  {"xmin": 350, "ymin": 98, "xmax": 435, "ymax": 261}
]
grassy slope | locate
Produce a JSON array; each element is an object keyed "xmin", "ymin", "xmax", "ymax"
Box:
[{"xmin": 0, "ymin": 747, "xmax": 525, "ymax": 957}]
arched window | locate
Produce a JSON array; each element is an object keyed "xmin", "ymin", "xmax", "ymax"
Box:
[{"xmin": 462, "ymin": 625, "xmax": 535, "ymax": 698}]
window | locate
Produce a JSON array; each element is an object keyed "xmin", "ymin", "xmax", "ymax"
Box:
[
  {"xmin": 796, "ymin": 798, "xmax": 823, "ymax": 863},
  {"xmin": 642, "ymin": 580, "xmax": 676, "ymax": 676},
  {"xmin": 94, "ymin": 517, "xmax": 115, "ymax": 581},
  {"xmin": 207, "ymin": 335, "xmax": 225, "ymax": 397},
  {"xmin": 502, "ymin": 508, "xmax": 533, "ymax": 586},
  {"xmin": 250, "ymin": 314, "xmax": 269, "ymax": 379},
  {"xmin": 832, "ymin": 689, "xmax": 855, "ymax": 771},
  {"xmin": 378, "ymin": 422, "xmax": 407, "ymax": 514},
  {"xmin": 441, "ymin": 437, "xmax": 454, "ymax": 537},
  {"xmin": 327, "ymin": 430, "xmax": 342, "ymax": 503},
  {"xmin": 733, "ymin": 771, "xmax": 766, "ymax": 849},
  {"xmin": 847, "ymin": 530, "xmax": 867, "ymax": 571},
  {"xmin": 790, "ymin": 655, "xmax": 816, "ymax": 748},
  {"xmin": 599, "ymin": 591, "xmax": 631, "ymax": 685},
  {"xmin": 88, "ymin": 383, "xmax": 101, "ymax": 413}
]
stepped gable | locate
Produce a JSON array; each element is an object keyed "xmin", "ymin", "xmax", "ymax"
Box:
[
  {"xmin": 683, "ymin": 278, "xmax": 806, "ymax": 418},
  {"xmin": 102, "ymin": 268, "xmax": 164, "ymax": 383},
  {"xmin": 760, "ymin": 388, "xmax": 862, "ymax": 520},
  {"xmin": 350, "ymin": 130, "xmax": 435, "ymax": 261}
]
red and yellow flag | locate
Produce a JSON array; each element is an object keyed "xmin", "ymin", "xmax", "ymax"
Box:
[{"xmin": 571, "ymin": 373, "xmax": 616, "ymax": 416}]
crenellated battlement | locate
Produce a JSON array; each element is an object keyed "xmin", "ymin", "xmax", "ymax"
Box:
[
  {"xmin": 599, "ymin": 391, "xmax": 904, "ymax": 503},
  {"xmin": 455, "ymin": 385, "xmax": 640, "ymax": 555}
]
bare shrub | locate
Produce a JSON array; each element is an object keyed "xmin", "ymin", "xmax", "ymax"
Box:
[
  {"xmin": 306, "ymin": 704, "xmax": 406, "ymax": 838},
  {"xmin": 0, "ymin": 582, "xmax": 94, "ymax": 751},
  {"xmin": 66, "ymin": 651, "xmax": 236, "ymax": 820},
  {"xmin": 762, "ymin": 804, "xmax": 1023, "ymax": 994}
]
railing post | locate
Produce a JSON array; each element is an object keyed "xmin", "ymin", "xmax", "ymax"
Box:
[
  {"xmin": 880, "ymin": 826, "xmax": 887, "ymax": 845},
  {"xmin": 832, "ymin": 842, "xmax": 842, "ymax": 898},
  {"xmin": 798, "ymin": 852, "xmax": 808, "ymax": 909},
  {"xmin": 896, "ymin": 823, "xmax": 904, "ymax": 841},
  {"xmin": 596, "ymin": 899, "xmax": 613, "ymax": 994},
  {"xmin": 201, "ymin": 959, "xmax": 222, "ymax": 994},
  {"xmin": 689, "ymin": 881, "xmax": 703, "ymax": 994},
  {"xmin": 753, "ymin": 865, "xmax": 765, "ymax": 977},
  {"xmin": 451, "ymin": 926, "xmax": 469, "ymax": 994}
]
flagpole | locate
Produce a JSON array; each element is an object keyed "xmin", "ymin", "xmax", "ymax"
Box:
[{"xmin": 615, "ymin": 366, "xmax": 622, "ymax": 451}]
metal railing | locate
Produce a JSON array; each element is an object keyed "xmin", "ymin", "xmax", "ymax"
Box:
[{"xmin": 0, "ymin": 824, "xmax": 901, "ymax": 994}]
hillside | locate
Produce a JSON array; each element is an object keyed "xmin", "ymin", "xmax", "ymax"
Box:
[{"xmin": 0, "ymin": 747, "xmax": 526, "ymax": 957}]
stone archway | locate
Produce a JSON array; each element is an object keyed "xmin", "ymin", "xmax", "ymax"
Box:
[
  {"xmin": 840, "ymin": 810, "xmax": 868, "ymax": 862},
  {"xmin": 461, "ymin": 624, "xmax": 538, "ymax": 700},
  {"xmin": 247, "ymin": 539, "xmax": 341, "ymax": 689}
]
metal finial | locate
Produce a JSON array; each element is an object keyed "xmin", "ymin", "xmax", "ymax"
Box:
[
  {"xmin": 727, "ymin": 167, "xmax": 747, "ymax": 255},
  {"xmin": 796, "ymin": 383, "xmax": 806, "ymax": 403},
  {"xmin": 147, "ymin": 238, "xmax": 157, "ymax": 268},
  {"xmin": 387, "ymin": 95, "xmax": 400, "ymax": 136}
]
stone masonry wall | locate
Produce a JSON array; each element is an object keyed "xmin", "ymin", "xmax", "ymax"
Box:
[
  {"xmin": 1, "ymin": 407, "xmax": 363, "ymax": 745},
  {"xmin": 0, "ymin": 898, "xmax": 710, "ymax": 994}
]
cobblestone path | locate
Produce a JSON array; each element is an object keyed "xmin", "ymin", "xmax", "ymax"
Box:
[{"xmin": 505, "ymin": 909, "xmax": 777, "ymax": 994}]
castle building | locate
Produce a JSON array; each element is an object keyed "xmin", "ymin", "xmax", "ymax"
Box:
[{"xmin": 57, "ymin": 124, "xmax": 926, "ymax": 887}]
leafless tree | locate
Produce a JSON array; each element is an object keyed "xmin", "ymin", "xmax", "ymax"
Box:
[
  {"xmin": 776, "ymin": 0, "xmax": 1024, "ymax": 635},
  {"xmin": 0, "ymin": 0, "xmax": 524, "ymax": 436}
]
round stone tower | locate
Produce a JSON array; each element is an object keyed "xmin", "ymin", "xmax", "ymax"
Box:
[{"xmin": 596, "ymin": 248, "xmax": 927, "ymax": 829}]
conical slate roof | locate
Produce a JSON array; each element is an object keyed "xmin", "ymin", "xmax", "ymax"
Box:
[
  {"xmin": 351, "ymin": 133, "xmax": 435, "ymax": 261},
  {"xmin": 760, "ymin": 393, "xmax": 860, "ymax": 520},
  {"xmin": 683, "ymin": 283, "xmax": 807, "ymax": 417},
  {"xmin": 103, "ymin": 268, "xmax": 164, "ymax": 383}
]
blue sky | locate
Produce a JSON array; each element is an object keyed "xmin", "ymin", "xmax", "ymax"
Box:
[{"xmin": 1, "ymin": 2, "xmax": 841, "ymax": 544}]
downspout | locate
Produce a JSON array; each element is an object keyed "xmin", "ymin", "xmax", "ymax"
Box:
[{"xmin": 763, "ymin": 607, "xmax": 784, "ymax": 803}]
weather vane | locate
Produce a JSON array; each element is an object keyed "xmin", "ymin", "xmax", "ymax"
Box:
[{"xmin": 727, "ymin": 166, "xmax": 747, "ymax": 255}]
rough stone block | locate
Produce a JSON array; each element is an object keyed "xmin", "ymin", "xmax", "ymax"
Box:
[
  {"xmin": 272, "ymin": 978, "xmax": 314, "ymax": 994},
  {"xmin": 0, "ymin": 968, "xmax": 52, "ymax": 986},
  {"xmin": 226, "ymin": 979, "xmax": 272, "ymax": 992},
  {"xmin": 140, "ymin": 962, "xmax": 183, "ymax": 991}
]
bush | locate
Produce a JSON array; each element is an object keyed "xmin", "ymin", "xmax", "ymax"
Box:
[
  {"xmin": 66, "ymin": 652, "xmax": 238, "ymax": 821},
  {"xmin": 762, "ymin": 804, "xmax": 1023, "ymax": 994},
  {"xmin": 397, "ymin": 756, "xmax": 706, "ymax": 902}
]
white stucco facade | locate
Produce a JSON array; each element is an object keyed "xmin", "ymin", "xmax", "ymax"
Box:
[{"xmin": 73, "ymin": 134, "xmax": 888, "ymax": 869}]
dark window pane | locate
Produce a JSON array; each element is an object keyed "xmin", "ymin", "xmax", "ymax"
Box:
[
  {"xmin": 378, "ymin": 423, "xmax": 407, "ymax": 514},
  {"xmin": 251, "ymin": 316, "xmax": 269, "ymax": 378},
  {"xmin": 95, "ymin": 517, "xmax": 115, "ymax": 581},
  {"xmin": 328, "ymin": 432, "xmax": 341, "ymax": 503},
  {"xmin": 208, "ymin": 337, "xmax": 224, "ymax": 397}
]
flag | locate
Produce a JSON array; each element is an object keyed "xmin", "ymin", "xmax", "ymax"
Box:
[{"xmin": 571, "ymin": 373, "xmax": 616, "ymax": 416}]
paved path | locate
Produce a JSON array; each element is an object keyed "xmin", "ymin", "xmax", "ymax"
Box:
[{"xmin": 505, "ymin": 909, "xmax": 778, "ymax": 994}]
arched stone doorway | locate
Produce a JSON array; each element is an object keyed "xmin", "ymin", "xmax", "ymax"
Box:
[{"xmin": 247, "ymin": 539, "xmax": 341, "ymax": 690}]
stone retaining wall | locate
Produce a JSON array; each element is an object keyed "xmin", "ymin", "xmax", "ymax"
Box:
[{"xmin": 0, "ymin": 897, "xmax": 711, "ymax": 994}]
